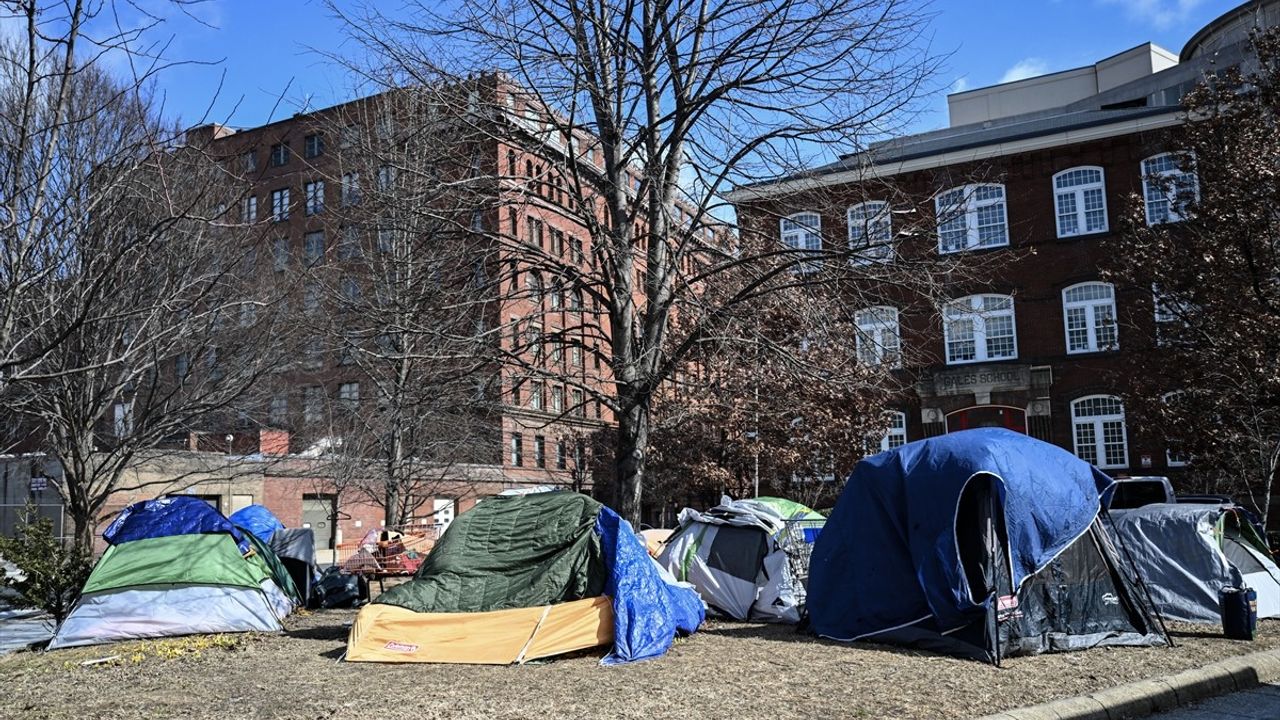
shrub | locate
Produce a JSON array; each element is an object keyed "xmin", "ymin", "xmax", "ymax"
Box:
[{"xmin": 0, "ymin": 508, "xmax": 92, "ymax": 624}]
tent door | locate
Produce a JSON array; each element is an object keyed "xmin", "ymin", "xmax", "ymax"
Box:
[{"xmin": 955, "ymin": 474, "xmax": 1012, "ymax": 664}]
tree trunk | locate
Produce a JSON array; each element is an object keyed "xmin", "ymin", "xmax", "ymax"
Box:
[
  {"xmin": 614, "ymin": 397, "xmax": 649, "ymax": 526},
  {"xmin": 71, "ymin": 513, "xmax": 94, "ymax": 554}
]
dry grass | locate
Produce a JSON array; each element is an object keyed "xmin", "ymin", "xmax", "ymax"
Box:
[{"xmin": 1, "ymin": 612, "xmax": 1275, "ymax": 720}]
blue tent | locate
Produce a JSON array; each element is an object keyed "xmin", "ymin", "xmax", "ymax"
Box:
[
  {"xmin": 103, "ymin": 496, "xmax": 248, "ymax": 553},
  {"xmin": 808, "ymin": 428, "xmax": 1166, "ymax": 662},
  {"xmin": 229, "ymin": 504, "xmax": 286, "ymax": 542}
]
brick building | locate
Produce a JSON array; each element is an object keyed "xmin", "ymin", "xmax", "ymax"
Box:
[{"xmin": 733, "ymin": 2, "xmax": 1278, "ymax": 481}]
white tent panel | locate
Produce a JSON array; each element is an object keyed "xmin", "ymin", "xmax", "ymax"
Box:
[{"xmin": 49, "ymin": 583, "xmax": 284, "ymax": 649}]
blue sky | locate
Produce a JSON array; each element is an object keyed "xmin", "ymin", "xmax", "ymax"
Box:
[{"xmin": 109, "ymin": 0, "xmax": 1242, "ymax": 135}]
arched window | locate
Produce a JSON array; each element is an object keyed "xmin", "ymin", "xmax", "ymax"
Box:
[
  {"xmin": 1142, "ymin": 152, "xmax": 1198, "ymax": 225},
  {"xmin": 1062, "ymin": 282, "xmax": 1118, "ymax": 354},
  {"xmin": 527, "ymin": 271, "xmax": 543, "ymax": 302},
  {"xmin": 880, "ymin": 411, "xmax": 907, "ymax": 452},
  {"xmin": 570, "ymin": 286, "xmax": 584, "ymax": 312},
  {"xmin": 549, "ymin": 278, "xmax": 563, "ymax": 309},
  {"xmin": 935, "ymin": 184, "xmax": 1007, "ymax": 253},
  {"xmin": 1071, "ymin": 395, "xmax": 1128, "ymax": 469},
  {"xmin": 854, "ymin": 306, "xmax": 901, "ymax": 368},
  {"xmin": 1053, "ymin": 167, "xmax": 1108, "ymax": 237},
  {"xmin": 847, "ymin": 201, "xmax": 893, "ymax": 263},
  {"xmin": 942, "ymin": 294, "xmax": 1017, "ymax": 364},
  {"xmin": 780, "ymin": 212, "xmax": 821, "ymax": 273},
  {"xmin": 1161, "ymin": 391, "xmax": 1189, "ymax": 467}
]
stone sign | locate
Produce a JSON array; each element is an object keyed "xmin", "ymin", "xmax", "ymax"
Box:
[{"xmin": 928, "ymin": 364, "xmax": 1031, "ymax": 397}]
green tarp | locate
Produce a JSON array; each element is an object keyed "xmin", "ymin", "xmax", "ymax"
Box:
[
  {"xmin": 83, "ymin": 533, "xmax": 271, "ymax": 595},
  {"xmin": 376, "ymin": 492, "xmax": 607, "ymax": 613},
  {"xmin": 754, "ymin": 496, "xmax": 824, "ymax": 521}
]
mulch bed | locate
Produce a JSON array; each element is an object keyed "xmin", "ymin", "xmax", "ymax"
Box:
[{"xmin": 1, "ymin": 611, "xmax": 1274, "ymax": 720}]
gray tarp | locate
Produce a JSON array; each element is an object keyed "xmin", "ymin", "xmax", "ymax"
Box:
[{"xmin": 1109, "ymin": 504, "xmax": 1280, "ymax": 623}]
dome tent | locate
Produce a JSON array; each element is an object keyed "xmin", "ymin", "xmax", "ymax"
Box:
[
  {"xmin": 229, "ymin": 503, "xmax": 286, "ymax": 543},
  {"xmin": 49, "ymin": 496, "xmax": 299, "ymax": 649},
  {"xmin": 1109, "ymin": 503, "xmax": 1280, "ymax": 623},
  {"xmin": 808, "ymin": 428, "xmax": 1168, "ymax": 663},
  {"xmin": 346, "ymin": 491, "xmax": 704, "ymax": 664},
  {"xmin": 657, "ymin": 496, "xmax": 825, "ymax": 623}
]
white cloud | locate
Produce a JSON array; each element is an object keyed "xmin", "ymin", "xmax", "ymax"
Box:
[
  {"xmin": 1000, "ymin": 58, "xmax": 1049, "ymax": 84},
  {"xmin": 951, "ymin": 77, "xmax": 970, "ymax": 94},
  {"xmin": 1100, "ymin": 0, "xmax": 1204, "ymax": 30}
]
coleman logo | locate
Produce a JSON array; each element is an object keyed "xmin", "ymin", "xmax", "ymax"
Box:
[
  {"xmin": 384, "ymin": 641, "xmax": 418, "ymax": 653},
  {"xmin": 1102, "ymin": 593, "xmax": 1119, "ymax": 606}
]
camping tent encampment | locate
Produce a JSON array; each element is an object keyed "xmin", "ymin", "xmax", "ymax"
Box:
[
  {"xmin": 346, "ymin": 491, "xmax": 704, "ymax": 664},
  {"xmin": 48, "ymin": 496, "xmax": 299, "ymax": 649},
  {"xmin": 1109, "ymin": 503, "xmax": 1280, "ymax": 623},
  {"xmin": 229, "ymin": 504, "xmax": 286, "ymax": 543},
  {"xmin": 808, "ymin": 428, "xmax": 1168, "ymax": 663},
  {"xmin": 270, "ymin": 528, "xmax": 318, "ymax": 607},
  {"xmin": 657, "ymin": 496, "xmax": 825, "ymax": 623}
]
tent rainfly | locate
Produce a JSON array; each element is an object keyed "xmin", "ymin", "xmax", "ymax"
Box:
[
  {"xmin": 49, "ymin": 496, "xmax": 299, "ymax": 649},
  {"xmin": 808, "ymin": 428, "xmax": 1168, "ymax": 663},
  {"xmin": 1108, "ymin": 503, "xmax": 1280, "ymax": 623},
  {"xmin": 657, "ymin": 496, "xmax": 825, "ymax": 623},
  {"xmin": 346, "ymin": 491, "xmax": 704, "ymax": 664}
]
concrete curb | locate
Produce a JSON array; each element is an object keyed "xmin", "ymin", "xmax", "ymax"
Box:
[{"xmin": 974, "ymin": 648, "xmax": 1280, "ymax": 720}]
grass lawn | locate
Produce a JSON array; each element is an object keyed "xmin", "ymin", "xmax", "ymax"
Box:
[{"xmin": 1, "ymin": 610, "xmax": 1275, "ymax": 720}]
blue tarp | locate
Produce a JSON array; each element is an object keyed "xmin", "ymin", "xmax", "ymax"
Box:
[
  {"xmin": 229, "ymin": 504, "xmax": 285, "ymax": 542},
  {"xmin": 595, "ymin": 506, "xmax": 705, "ymax": 665},
  {"xmin": 102, "ymin": 496, "xmax": 247, "ymax": 552},
  {"xmin": 808, "ymin": 428, "xmax": 1113, "ymax": 641}
]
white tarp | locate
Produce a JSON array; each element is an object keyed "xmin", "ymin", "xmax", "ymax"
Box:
[
  {"xmin": 1109, "ymin": 504, "xmax": 1280, "ymax": 624},
  {"xmin": 49, "ymin": 582, "xmax": 285, "ymax": 649}
]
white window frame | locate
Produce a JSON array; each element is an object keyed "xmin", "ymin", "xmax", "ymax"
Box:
[
  {"xmin": 304, "ymin": 180, "xmax": 324, "ymax": 216},
  {"xmin": 780, "ymin": 212, "xmax": 821, "ymax": 274},
  {"xmin": 241, "ymin": 196, "xmax": 257, "ymax": 224},
  {"xmin": 270, "ymin": 187, "xmax": 289, "ymax": 222},
  {"xmin": 935, "ymin": 184, "xmax": 1008, "ymax": 253},
  {"xmin": 847, "ymin": 201, "xmax": 893, "ymax": 264},
  {"xmin": 854, "ymin": 306, "xmax": 901, "ymax": 368},
  {"xmin": 1071, "ymin": 395, "xmax": 1128, "ymax": 470},
  {"xmin": 341, "ymin": 172, "xmax": 361, "ymax": 206},
  {"xmin": 942, "ymin": 294, "xmax": 1017, "ymax": 365},
  {"xmin": 1061, "ymin": 281, "xmax": 1118, "ymax": 354},
  {"xmin": 880, "ymin": 411, "xmax": 907, "ymax": 452},
  {"xmin": 1161, "ymin": 391, "xmax": 1190, "ymax": 467},
  {"xmin": 1142, "ymin": 152, "xmax": 1198, "ymax": 225},
  {"xmin": 1053, "ymin": 166, "xmax": 1108, "ymax": 237},
  {"xmin": 338, "ymin": 382, "xmax": 360, "ymax": 409}
]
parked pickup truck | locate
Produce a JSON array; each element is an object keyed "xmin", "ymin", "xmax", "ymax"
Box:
[{"xmin": 1106, "ymin": 476, "xmax": 1175, "ymax": 510}]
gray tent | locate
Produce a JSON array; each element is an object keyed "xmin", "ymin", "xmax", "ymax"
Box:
[
  {"xmin": 269, "ymin": 528, "xmax": 317, "ymax": 607},
  {"xmin": 1109, "ymin": 503, "xmax": 1280, "ymax": 623},
  {"xmin": 656, "ymin": 496, "xmax": 823, "ymax": 623}
]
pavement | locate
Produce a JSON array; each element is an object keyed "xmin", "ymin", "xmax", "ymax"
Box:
[
  {"xmin": 1148, "ymin": 683, "xmax": 1280, "ymax": 719},
  {"xmin": 0, "ymin": 608, "xmax": 54, "ymax": 655}
]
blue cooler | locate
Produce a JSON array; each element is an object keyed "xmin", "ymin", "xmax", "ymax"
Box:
[{"xmin": 1220, "ymin": 586, "xmax": 1258, "ymax": 641}]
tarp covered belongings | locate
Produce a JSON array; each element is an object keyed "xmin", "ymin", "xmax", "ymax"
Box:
[
  {"xmin": 658, "ymin": 496, "xmax": 824, "ymax": 623},
  {"xmin": 808, "ymin": 428, "xmax": 1167, "ymax": 663},
  {"xmin": 1109, "ymin": 503, "xmax": 1280, "ymax": 623},
  {"xmin": 49, "ymin": 496, "xmax": 299, "ymax": 649},
  {"xmin": 346, "ymin": 491, "xmax": 704, "ymax": 664}
]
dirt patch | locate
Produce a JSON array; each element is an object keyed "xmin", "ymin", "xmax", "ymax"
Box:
[{"xmin": 0, "ymin": 613, "xmax": 1274, "ymax": 720}]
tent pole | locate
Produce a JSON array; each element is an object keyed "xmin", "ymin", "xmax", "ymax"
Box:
[{"xmin": 1100, "ymin": 506, "xmax": 1175, "ymax": 649}]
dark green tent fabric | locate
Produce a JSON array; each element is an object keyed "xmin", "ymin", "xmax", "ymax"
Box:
[
  {"xmin": 376, "ymin": 492, "xmax": 607, "ymax": 613},
  {"xmin": 82, "ymin": 534, "xmax": 271, "ymax": 594},
  {"xmin": 244, "ymin": 528, "xmax": 302, "ymax": 604}
]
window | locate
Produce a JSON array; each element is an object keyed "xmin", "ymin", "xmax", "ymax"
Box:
[
  {"xmin": 780, "ymin": 212, "xmax": 821, "ymax": 273},
  {"xmin": 341, "ymin": 173, "xmax": 361, "ymax": 205},
  {"xmin": 376, "ymin": 165, "xmax": 396, "ymax": 191},
  {"xmin": 338, "ymin": 226, "xmax": 362, "ymax": 260},
  {"xmin": 241, "ymin": 196, "xmax": 257, "ymax": 224},
  {"xmin": 550, "ymin": 279, "xmax": 563, "ymax": 309},
  {"xmin": 570, "ymin": 287, "xmax": 584, "ymax": 312},
  {"xmin": 341, "ymin": 276, "xmax": 361, "ymax": 302},
  {"xmin": 527, "ymin": 272, "xmax": 543, "ymax": 302},
  {"xmin": 270, "ymin": 142, "xmax": 290, "ymax": 167},
  {"xmin": 273, "ymin": 237, "xmax": 289, "ymax": 271},
  {"xmin": 304, "ymin": 133, "xmax": 324, "ymax": 159},
  {"xmin": 1143, "ymin": 153, "xmax": 1198, "ymax": 225},
  {"xmin": 270, "ymin": 188, "xmax": 290, "ymax": 221},
  {"xmin": 530, "ymin": 381, "xmax": 545, "ymax": 410},
  {"xmin": 854, "ymin": 306, "xmax": 901, "ymax": 368},
  {"xmin": 1062, "ymin": 282, "xmax": 1117, "ymax": 354},
  {"xmin": 304, "ymin": 338, "xmax": 324, "ymax": 370},
  {"xmin": 1162, "ymin": 391, "xmax": 1190, "ymax": 467},
  {"xmin": 238, "ymin": 303, "xmax": 257, "ymax": 327},
  {"xmin": 847, "ymin": 202, "xmax": 893, "ymax": 263},
  {"xmin": 534, "ymin": 435, "xmax": 546, "ymax": 468},
  {"xmin": 304, "ymin": 231, "xmax": 325, "ymax": 266},
  {"xmin": 1071, "ymin": 395, "xmax": 1128, "ymax": 469},
  {"xmin": 551, "ymin": 386, "xmax": 563, "ymax": 412},
  {"xmin": 303, "ymin": 386, "xmax": 324, "ymax": 424},
  {"xmin": 1053, "ymin": 167, "xmax": 1108, "ymax": 237},
  {"xmin": 556, "ymin": 440, "xmax": 567, "ymax": 470},
  {"xmin": 338, "ymin": 382, "xmax": 360, "ymax": 409},
  {"xmin": 303, "ymin": 282, "xmax": 321, "ymax": 314},
  {"xmin": 269, "ymin": 394, "xmax": 288, "ymax": 426},
  {"xmin": 305, "ymin": 180, "xmax": 325, "ymax": 216},
  {"xmin": 510, "ymin": 433, "xmax": 523, "ymax": 466},
  {"xmin": 242, "ymin": 150, "xmax": 257, "ymax": 173},
  {"xmin": 942, "ymin": 294, "xmax": 1017, "ymax": 364},
  {"xmin": 572, "ymin": 389, "xmax": 584, "ymax": 416},
  {"xmin": 510, "ymin": 378, "xmax": 522, "ymax": 405},
  {"xmin": 935, "ymin": 184, "xmax": 1008, "ymax": 253},
  {"xmin": 879, "ymin": 411, "xmax": 907, "ymax": 452},
  {"xmin": 339, "ymin": 124, "xmax": 358, "ymax": 149},
  {"xmin": 175, "ymin": 352, "xmax": 190, "ymax": 381},
  {"xmin": 377, "ymin": 225, "xmax": 394, "ymax": 253},
  {"xmin": 112, "ymin": 402, "xmax": 133, "ymax": 437}
]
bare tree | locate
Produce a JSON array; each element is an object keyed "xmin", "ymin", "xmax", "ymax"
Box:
[{"xmin": 323, "ymin": 0, "xmax": 953, "ymax": 522}]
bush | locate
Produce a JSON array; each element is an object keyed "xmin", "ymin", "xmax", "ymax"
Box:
[{"xmin": 0, "ymin": 509, "xmax": 92, "ymax": 624}]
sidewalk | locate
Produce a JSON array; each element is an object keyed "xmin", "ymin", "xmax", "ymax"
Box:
[{"xmin": 1147, "ymin": 682, "xmax": 1280, "ymax": 719}]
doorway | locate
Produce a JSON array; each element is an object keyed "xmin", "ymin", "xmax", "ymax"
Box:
[
  {"xmin": 946, "ymin": 406, "xmax": 1027, "ymax": 434},
  {"xmin": 302, "ymin": 494, "xmax": 337, "ymax": 566}
]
